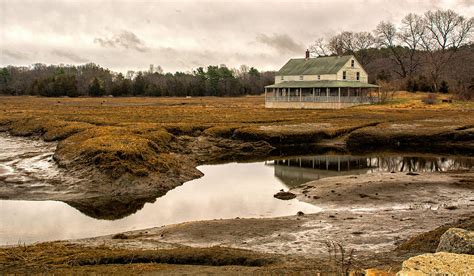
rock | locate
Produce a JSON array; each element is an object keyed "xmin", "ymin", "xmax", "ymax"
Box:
[
  {"xmin": 397, "ymin": 252, "xmax": 474, "ymax": 276},
  {"xmin": 436, "ymin": 228, "xmax": 474, "ymax": 254},
  {"xmin": 406, "ymin": 172, "xmax": 419, "ymax": 176},
  {"xmin": 111, "ymin": 233, "xmax": 128, "ymax": 239},
  {"xmin": 273, "ymin": 191, "xmax": 296, "ymax": 200},
  {"xmin": 296, "ymin": 211, "xmax": 304, "ymax": 216}
]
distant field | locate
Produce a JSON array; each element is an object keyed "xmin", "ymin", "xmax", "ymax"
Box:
[{"xmin": 0, "ymin": 92, "xmax": 472, "ymax": 127}]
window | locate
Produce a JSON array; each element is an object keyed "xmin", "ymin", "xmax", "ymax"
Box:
[
  {"xmin": 280, "ymin": 76, "xmax": 284, "ymax": 80},
  {"xmin": 299, "ymin": 75, "xmax": 303, "ymax": 80},
  {"xmin": 356, "ymin": 72, "xmax": 360, "ymax": 81},
  {"xmin": 351, "ymin": 60, "xmax": 355, "ymax": 68},
  {"xmin": 317, "ymin": 75, "xmax": 320, "ymax": 80},
  {"xmin": 342, "ymin": 71, "xmax": 347, "ymax": 80}
]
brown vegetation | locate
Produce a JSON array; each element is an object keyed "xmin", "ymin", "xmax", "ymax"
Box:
[
  {"xmin": 0, "ymin": 243, "xmax": 276, "ymax": 274},
  {"xmin": 1, "ymin": 95, "xmax": 473, "ymax": 182},
  {"xmin": 396, "ymin": 215, "xmax": 474, "ymax": 254}
]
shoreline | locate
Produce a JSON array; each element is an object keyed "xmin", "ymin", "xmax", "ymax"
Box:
[{"xmin": 0, "ymin": 96, "xmax": 473, "ymax": 273}]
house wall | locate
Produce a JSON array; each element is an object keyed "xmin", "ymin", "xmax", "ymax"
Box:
[
  {"xmin": 265, "ymin": 101, "xmax": 366, "ymax": 109},
  {"xmin": 336, "ymin": 58, "xmax": 368, "ymax": 83},
  {"xmin": 274, "ymin": 74, "xmax": 336, "ymax": 84}
]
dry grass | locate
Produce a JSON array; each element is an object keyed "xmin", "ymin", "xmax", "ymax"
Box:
[
  {"xmin": 396, "ymin": 215, "xmax": 474, "ymax": 253},
  {"xmin": 0, "ymin": 95, "xmax": 473, "ymax": 178},
  {"xmin": 0, "ymin": 243, "xmax": 276, "ymax": 274}
]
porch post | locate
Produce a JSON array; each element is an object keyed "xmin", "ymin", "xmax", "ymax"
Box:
[
  {"xmin": 326, "ymin": 88, "xmax": 329, "ymax": 102},
  {"xmin": 299, "ymin": 88, "xmax": 302, "ymax": 102},
  {"xmin": 338, "ymin": 87, "xmax": 341, "ymax": 103},
  {"xmin": 288, "ymin": 88, "xmax": 290, "ymax": 102},
  {"xmin": 264, "ymin": 87, "xmax": 267, "ymax": 101}
]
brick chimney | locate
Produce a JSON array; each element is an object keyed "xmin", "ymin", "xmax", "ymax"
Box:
[{"xmin": 305, "ymin": 49, "xmax": 310, "ymax": 59}]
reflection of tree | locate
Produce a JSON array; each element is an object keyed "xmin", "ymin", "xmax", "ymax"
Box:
[
  {"xmin": 372, "ymin": 156, "xmax": 474, "ymax": 172},
  {"xmin": 276, "ymin": 155, "xmax": 473, "ymax": 174},
  {"xmin": 64, "ymin": 192, "xmax": 165, "ymax": 220}
]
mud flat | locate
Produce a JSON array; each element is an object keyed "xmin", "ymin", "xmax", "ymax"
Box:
[
  {"xmin": 1, "ymin": 96, "xmax": 474, "ymax": 273},
  {"xmin": 69, "ymin": 171, "xmax": 473, "ymax": 257}
]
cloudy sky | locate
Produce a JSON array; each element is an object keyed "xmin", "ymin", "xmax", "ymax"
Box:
[{"xmin": 1, "ymin": 0, "xmax": 473, "ymax": 73}]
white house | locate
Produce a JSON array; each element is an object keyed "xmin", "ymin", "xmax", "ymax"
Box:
[{"xmin": 265, "ymin": 50, "xmax": 379, "ymax": 109}]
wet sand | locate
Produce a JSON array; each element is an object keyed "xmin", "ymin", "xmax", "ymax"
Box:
[{"xmin": 69, "ymin": 170, "xmax": 473, "ymax": 262}]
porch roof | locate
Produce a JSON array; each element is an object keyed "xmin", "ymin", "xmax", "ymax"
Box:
[{"xmin": 265, "ymin": 80, "xmax": 379, "ymax": 89}]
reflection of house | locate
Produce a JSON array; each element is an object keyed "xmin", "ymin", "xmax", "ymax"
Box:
[
  {"xmin": 269, "ymin": 155, "xmax": 373, "ymax": 188},
  {"xmin": 268, "ymin": 155, "xmax": 474, "ymax": 188},
  {"xmin": 264, "ymin": 51, "xmax": 379, "ymax": 109}
]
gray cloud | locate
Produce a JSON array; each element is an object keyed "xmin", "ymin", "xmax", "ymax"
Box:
[
  {"xmin": 51, "ymin": 50, "xmax": 88, "ymax": 63},
  {"xmin": 2, "ymin": 49, "xmax": 29, "ymax": 60},
  {"xmin": 256, "ymin": 34, "xmax": 305, "ymax": 54},
  {"xmin": 1, "ymin": 0, "xmax": 472, "ymax": 72},
  {"xmin": 94, "ymin": 30, "xmax": 148, "ymax": 52},
  {"xmin": 460, "ymin": 0, "xmax": 474, "ymax": 7}
]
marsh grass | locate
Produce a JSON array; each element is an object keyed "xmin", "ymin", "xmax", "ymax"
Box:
[
  {"xmin": 396, "ymin": 215, "xmax": 474, "ymax": 253},
  {"xmin": 0, "ymin": 243, "xmax": 275, "ymax": 273},
  {"xmin": 0, "ymin": 95, "xmax": 472, "ymax": 178}
]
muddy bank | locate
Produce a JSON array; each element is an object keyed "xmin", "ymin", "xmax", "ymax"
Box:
[
  {"xmin": 347, "ymin": 122, "xmax": 474, "ymax": 155},
  {"xmin": 291, "ymin": 171, "xmax": 474, "ymax": 210},
  {"xmin": 1, "ymin": 117, "xmax": 474, "ymax": 218},
  {"xmin": 67, "ymin": 170, "xmax": 473, "ymax": 266},
  {"xmin": 1, "ymin": 106, "xmax": 473, "ymax": 192}
]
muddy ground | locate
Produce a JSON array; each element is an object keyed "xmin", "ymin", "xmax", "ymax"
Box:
[
  {"xmin": 3, "ymin": 169, "xmax": 470, "ymax": 273},
  {"xmin": 69, "ymin": 170, "xmax": 473, "ymax": 260},
  {"xmin": 0, "ymin": 95, "xmax": 473, "ymax": 273}
]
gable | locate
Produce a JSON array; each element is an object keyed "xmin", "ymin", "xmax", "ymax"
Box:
[
  {"xmin": 337, "ymin": 56, "xmax": 368, "ymax": 76},
  {"xmin": 277, "ymin": 55, "xmax": 353, "ymax": 76}
]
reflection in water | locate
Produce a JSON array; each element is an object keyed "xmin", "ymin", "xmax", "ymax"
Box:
[
  {"xmin": 0, "ymin": 163, "xmax": 321, "ymax": 245},
  {"xmin": 269, "ymin": 155, "xmax": 474, "ymax": 188},
  {"xmin": 1, "ymin": 132, "xmax": 473, "ymax": 245},
  {"xmin": 64, "ymin": 195, "xmax": 163, "ymax": 220}
]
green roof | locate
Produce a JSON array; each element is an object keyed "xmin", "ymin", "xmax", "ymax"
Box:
[
  {"xmin": 276, "ymin": 55, "xmax": 353, "ymax": 76},
  {"xmin": 265, "ymin": 80, "xmax": 379, "ymax": 89}
]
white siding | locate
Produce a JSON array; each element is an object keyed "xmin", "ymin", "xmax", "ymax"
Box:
[
  {"xmin": 275, "ymin": 74, "xmax": 337, "ymax": 84},
  {"xmin": 275, "ymin": 56, "xmax": 369, "ymax": 84},
  {"xmin": 336, "ymin": 57, "xmax": 368, "ymax": 83}
]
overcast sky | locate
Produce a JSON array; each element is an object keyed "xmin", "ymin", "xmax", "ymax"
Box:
[{"xmin": 1, "ymin": 0, "xmax": 473, "ymax": 73}]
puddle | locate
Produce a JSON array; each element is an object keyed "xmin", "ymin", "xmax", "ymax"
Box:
[
  {"xmin": 0, "ymin": 133, "xmax": 473, "ymax": 245},
  {"xmin": 0, "ymin": 162, "xmax": 321, "ymax": 245},
  {"xmin": 0, "ymin": 134, "xmax": 74, "ymax": 186}
]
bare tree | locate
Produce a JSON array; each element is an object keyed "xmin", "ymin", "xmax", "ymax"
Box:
[
  {"xmin": 421, "ymin": 9, "xmax": 473, "ymax": 91},
  {"xmin": 309, "ymin": 32, "xmax": 375, "ymax": 64},
  {"xmin": 375, "ymin": 21, "xmax": 408, "ymax": 78},
  {"xmin": 309, "ymin": 37, "xmax": 329, "ymax": 56},
  {"xmin": 328, "ymin": 33, "xmax": 347, "ymax": 56},
  {"xmin": 353, "ymin": 32, "xmax": 376, "ymax": 65},
  {"xmin": 398, "ymin": 13, "xmax": 425, "ymax": 78}
]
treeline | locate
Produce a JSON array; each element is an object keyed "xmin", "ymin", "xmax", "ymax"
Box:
[
  {"xmin": 0, "ymin": 63, "xmax": 274, "ymax": 97},
  {"xmin": 310, "ymin": 9, "xmax": 473, "ymax": 99}
]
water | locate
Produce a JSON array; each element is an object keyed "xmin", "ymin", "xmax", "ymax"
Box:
[
  {"xmin": 0, "ymin": 134, "xmax": 77, "ymax": 188},
  {"xmin": 0, "ymin": 162, "xmax": 321, "ymax": 244},
  {"xmin": 0, "ymin": 134, "xmax": 473, "ymax": 245}
]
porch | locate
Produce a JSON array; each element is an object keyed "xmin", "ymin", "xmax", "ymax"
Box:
[{"xmin": 264, "ymin": 81, "xmax": 379, "ymax": 109}]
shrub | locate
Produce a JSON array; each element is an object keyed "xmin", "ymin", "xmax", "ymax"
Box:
[
  {"xmin": 422, "ymin": 93, "xmax": 438, "ymax": 105},
  {"xmin": 439, "ymin": 80, "xmax": 449, "ymax": 93},
  {"xmin": 375, "ymin": 80, "xmax": 397, "ymax": 103}
]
